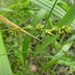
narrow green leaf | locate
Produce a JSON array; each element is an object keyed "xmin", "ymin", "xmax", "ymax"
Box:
[
  {"xmin": 31, "ymin": 9, "xmax": 47, "ymax": 25},
  {"xmin": 30, "ymin": 0, "xmax": 75, "ymax": 28},
  {"xmin": 0, "ymin": 31, "xmax": 12, "ymax": 75},
  {"xmin": 64, "ymin": 35, "xmax": 75, "ymax": 44},
  {"xmin": 45, "ymin": 0, "xmax": 58, "ymax": 28},
  {"xmin": 0, "ymin": 7, "xmax": 13, "ymax": 12},
  {"xmin": 22, "ymin": 34, "xmax": 31, "ymax": 66},
  {"xmin": 33, "ymin": 34, "xmax": 59, "ymax": 57},
  {"xmin": 22, "ymin": 9, "xmax": 47, "ymax": 65},
  {"xmin": 30, "ymin": 0, "xmax": 66, "ymax": 18},
  {"xmin": 58, "ymin": 4, "xmax": 75, "ymax": 27},
  {"xmin": 39, "ymin": 41, "xmax": 73, "ymax": 72}
]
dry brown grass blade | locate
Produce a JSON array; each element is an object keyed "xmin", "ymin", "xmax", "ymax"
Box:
[{"xmin": 0, "ymin": 15, "xmax": 42, "ymax": 42}]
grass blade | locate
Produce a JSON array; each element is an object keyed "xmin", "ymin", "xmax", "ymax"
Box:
[
  {"xmin": 0, "ymin": 31, "xmax": 12, "ymax": 75},
  {"xmin": 30, "ymin": 0, "xmax": 75, "ymax": 27},
  {"xmin": 58, "ymin": 3, "xmax": 75, "ymax": 27},
  {"xmin": 64, "ymin": 35, "xmax": 75, "ymax": 44},
  {"xmin": 0, "ymin": 7, "xmax": 13, "ymax": 12},
  {"xmin": 33, "ymin": 34, "xmax": 59, "ymax": 57},
  {"xmin": 39, "ymin": 41, "xmax": 73, "ymax": 72},
  {"xmin": 30, "ymin": 0, "xmax": 66, "ymax": 18},
  {"xmin": 22, "ymin": 9, "xmax": 47, "ymax": 65}
]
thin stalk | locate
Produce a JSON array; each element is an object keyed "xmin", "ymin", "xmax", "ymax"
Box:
[{"xmin": 45, "ymin": 0, "xmax": 58, "ymax": 27}]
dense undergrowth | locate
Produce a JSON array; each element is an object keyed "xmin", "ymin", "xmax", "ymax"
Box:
[{"xmin": 0, "ymin": 0, "xmax": 75, "ymax": 75}]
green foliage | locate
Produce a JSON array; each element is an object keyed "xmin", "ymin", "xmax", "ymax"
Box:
[
  {"xmin": 0, "ymin": 0, "xmax": 75, "ymax": 75},
  {"xmin": 0, "ymin": 31, "xmax": 12, "ymax": 75}
]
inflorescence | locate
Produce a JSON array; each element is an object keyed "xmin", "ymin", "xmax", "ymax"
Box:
[{"xmin": 2, "ymin": 24, "xmax": 73, "ymax": 35}]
